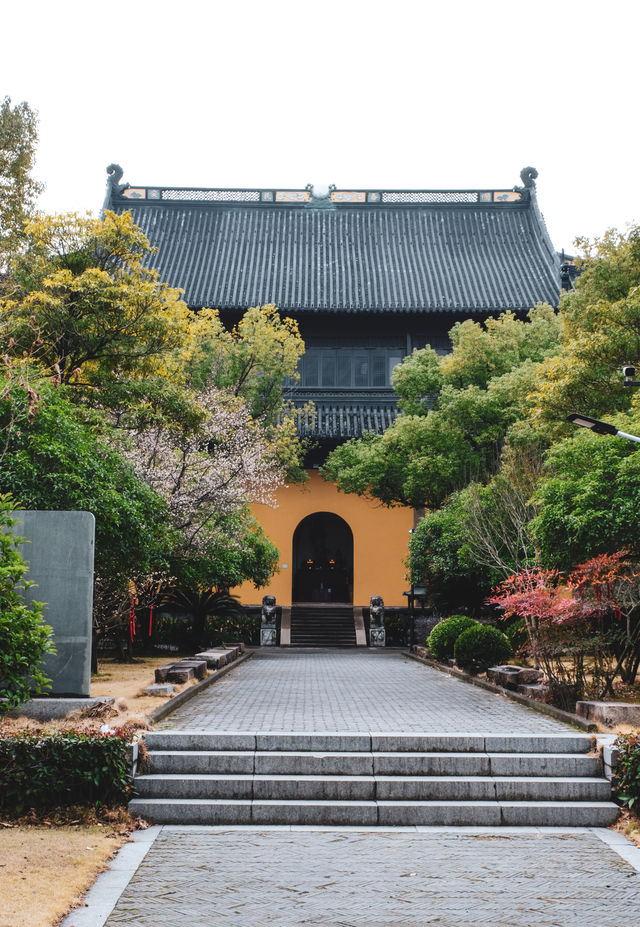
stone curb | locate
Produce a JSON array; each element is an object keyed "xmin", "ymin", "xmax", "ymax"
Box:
[
  {"xmin": 406, "ymin": 651, "xmax": 598, "ymax": 732},
  {"xmin": 59, "ymin": 826, "xmax": 162, "ymax": 927},
  {"xmin": 149, "ymin": 651, "xmax": 254, "ymax": 724}
]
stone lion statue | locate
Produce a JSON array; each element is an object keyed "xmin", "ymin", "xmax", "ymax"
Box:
[
  {"xmin": 261, "ymin": 594, "xmax": 277, "ymax": 626},
  {"xmin": 370, "ymin": 595, "xmax": 384, "ymax": 627}
]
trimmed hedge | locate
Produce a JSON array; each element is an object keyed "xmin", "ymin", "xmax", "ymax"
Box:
[
  {"xmin": 427, "ymin": 615, "xmax": 479, "ymax": 662},
  {"xmin": 615, "ymin": 731, "xmax": 640, "ymax": 810},
  {"xmin": 0, "ymin": 730, "xmax": 132, "ymax": 811},
  {"xmin": 454, "ymin": 625, "xmax": 512, "ymax": 675}
]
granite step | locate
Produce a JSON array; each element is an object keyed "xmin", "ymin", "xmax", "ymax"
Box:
[
  {"xmin": 134, "ymin": 773, "xmax": 612, "ymax": 802},
  {"xmin": 132, "ymin": 730, "xmax": 617, "ymax": 827},
  {"xmin": 128, "ymin": 797, "xmax": 620, "ymax": 827},
  {"xmin": 146, "ymin": 750, "xmax": 603, "ymax": 778},
  {"xmin": 143, "ymin": 731, "xmax": 594, "ymax": 754}
]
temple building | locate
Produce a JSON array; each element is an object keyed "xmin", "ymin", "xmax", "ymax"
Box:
[{"xmin": 105, "ymin": 167, "xmax": 564, "ymax": 644}]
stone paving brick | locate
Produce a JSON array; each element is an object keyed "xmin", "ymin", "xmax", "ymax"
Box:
[
  {"xmin": 158, "ymin": 651, "xmax": 572, "ymax": 733},
  {"xmin": 104, "ymin": 829, "xmax": 640, "ymax": 926}
]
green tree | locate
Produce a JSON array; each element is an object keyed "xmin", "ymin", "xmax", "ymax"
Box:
[
  {"xmin": 0, "ymin": 97, "xmax": 42, "ymax": 268},
  {"xmin": 0, "ymin": 381, "xmax": 174, "ymax": 587},
  {"xmin": 530, "ymin": 226, "xmax": 640, "ymax": 431},
  {"xmin": 440, "ymin": 306, "xmax": 561, "ymax": 389},
  {"xmin": 3, "ymin": 211, "xmax": 192, "ymax": 390},
  {"xmin": 0, "ymin": 494, "xmax": 54, "ymax": 713},
  {"xmin": 189, "ymin": 302, "xmax": 305, "ymax": 423},
  {"xmin": 408, "ymin": 494, "xmax": 491, "ymax": 609},
  {"xmin": 1, "ymin": 210, "xmax": 307, "ymax": 641},
  {"xmin": 531, "ymin": 409, "xmax": 640, "ymax": 571},
  {"xmin": 324, "ymin": 353, "xmax": 552, "ymax": 509}
]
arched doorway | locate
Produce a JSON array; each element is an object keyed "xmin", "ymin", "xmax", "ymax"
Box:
[{"xmin": 292, "ymin": 512, "xmax": 354, "ymax": 604}]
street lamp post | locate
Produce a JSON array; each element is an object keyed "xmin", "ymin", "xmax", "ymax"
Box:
[{"xmin": 566, "ymin": 413, "xmax": 640, "ymax": 445}]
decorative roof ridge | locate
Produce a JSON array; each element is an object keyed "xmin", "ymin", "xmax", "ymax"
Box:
[{"xmin": 102, "ymin": 165, "xmax": 542, "ymax": 210}]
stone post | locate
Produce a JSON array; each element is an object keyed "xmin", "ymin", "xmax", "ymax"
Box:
[
  {"xmin": 260, "ymin": 594, "xmax": 277, "ymax": 646},
  {"xmin": 369, "ymin": 595, "xmax": 386, "ymax": 647}
]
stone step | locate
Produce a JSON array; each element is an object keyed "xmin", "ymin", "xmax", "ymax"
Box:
[
  {"xmin": 134, "ymin": 773, "xmax": 612, "ymax": 802},
  {"xmin": 143, "ymin": 731, "xmax": 594, "ymax": 754},
  {"xmin": 128, "ymin": 797, "xmax": 620, "ymax": 827},
  {"xmin": 147, "ymin": 750, "xmax": 602, "ymax": 778},
  {"xmin": 290, "ymin": 611, "xmax": 356, "ymax": 646}
]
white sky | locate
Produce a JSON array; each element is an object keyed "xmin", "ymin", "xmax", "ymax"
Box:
[{"xmin": 2, "ymin": 0, "xmax": 639, "ymax": 253}]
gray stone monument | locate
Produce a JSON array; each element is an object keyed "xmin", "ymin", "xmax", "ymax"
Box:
[
  {"xmin": 12, "ymin": 511, "xmax": 95, "ymax": 696},
  {"xmin": 260, "ymin": 594, "xmax": 277, "ymax": 646},
  {"xmin": 369, "ymin": 595, "xmax": 386, "ymax": 647}
]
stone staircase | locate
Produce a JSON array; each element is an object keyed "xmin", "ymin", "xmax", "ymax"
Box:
[
  {"xmin": 130, "ymin": 731, "xmax": 619, "ymax": 826},
  {"xmin": 290, "ymin": 606, "xmax": 356, "ymax": 647}
]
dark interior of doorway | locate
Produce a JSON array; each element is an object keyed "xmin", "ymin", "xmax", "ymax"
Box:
[{"xmin": 292, "ymin": 512, "xmax": 353, "ymax": 604}]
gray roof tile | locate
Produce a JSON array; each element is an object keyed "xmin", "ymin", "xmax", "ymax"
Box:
[{"xmin": 112, "ymin": 184, "xmax": 561, "ymax": 313}]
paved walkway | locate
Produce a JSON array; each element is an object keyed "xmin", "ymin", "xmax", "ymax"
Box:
[
  {"xmin": 64, "ymin": 650, "xmax": 640, "ymax": 926},
  {"xmin": 74, "ymin": 826, "xmax": 640, "ymax": 927},
  {"xmin": 158, "ymin": 650, "xmax": 570, "ymax": 733}
]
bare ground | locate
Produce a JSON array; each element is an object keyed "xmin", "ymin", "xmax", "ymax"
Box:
[{"xmin": 0, "ymin": 655, "xmax": 196, "ymax": 925}]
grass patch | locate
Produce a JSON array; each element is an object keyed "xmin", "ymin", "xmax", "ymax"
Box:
[{"xmin": 0, "ymin": 806, "xmax": 141, "ymax": 927}]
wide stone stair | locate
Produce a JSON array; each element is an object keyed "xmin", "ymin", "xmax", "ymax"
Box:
[
  {"xmin": 290, "ymin": 606, "xmax": 356, "ymax": 647},
  {"xmin": 130, "ymin": 731, "xmax": 619, "ymax": 827}
]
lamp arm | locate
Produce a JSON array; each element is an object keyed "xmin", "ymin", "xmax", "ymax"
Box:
[{"xmin": 616, "ymin": 430, "xmax": 640, "ymax": 444}]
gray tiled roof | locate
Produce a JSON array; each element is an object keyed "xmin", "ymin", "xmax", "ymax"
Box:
[{"xmin": 109, "ymin": 179, "xmax": 561, "ymax": 313}]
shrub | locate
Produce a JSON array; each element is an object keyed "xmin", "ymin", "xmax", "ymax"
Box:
[
  {"xmin": 0, "ymin": 494, "xmax": 55, "ymax": 713},
  {"xmin": 427, "ymin": 615, "xmax": 479, "ymax": 662},
  {"xmin": 454, "ymin": 624, "xmax": 512, "ymax": 675},
  {"xmin": 504, "ymin": 618, "xmax": 527, "ymax": 653},
  {"xmin": 615, "ymin": 731, "xmax": 640, "ymax": 809},
  {"xmin": 0, "ymin": 730, "xmax": 132, "ymax": 811}
]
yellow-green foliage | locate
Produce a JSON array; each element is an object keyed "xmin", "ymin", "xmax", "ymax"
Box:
[
  {"xmin": 529, "ymin": 226, "xmax": 640, "ymax": 431},
  {"xmin": 3, "ymin": 211, "xmax": 191, "ymax": 386}
]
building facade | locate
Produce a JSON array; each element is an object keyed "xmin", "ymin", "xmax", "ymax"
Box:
[{"xmin": 106, "ymin": 167, "xmax": 562, "ymax": 625}]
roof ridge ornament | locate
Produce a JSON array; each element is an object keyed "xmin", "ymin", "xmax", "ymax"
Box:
[
  {"xmin": 101, "ymin": 164, "xmax": 130, "ymax": 215},
  {"xmin": 305, "ymin": 182, "xmax": 337, "ymax": 208},
  {"xmin": 106, "ymin": 163, "xmax": 129, "ymax": 197},
  {"xmin": 514, "ymin": 166, "xmax": 538, "ymax": 197}
]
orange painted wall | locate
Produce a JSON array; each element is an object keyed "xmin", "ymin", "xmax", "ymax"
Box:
[{"xmin": 233, "ymin": 469, "xmax": 414, "ymax": 607}]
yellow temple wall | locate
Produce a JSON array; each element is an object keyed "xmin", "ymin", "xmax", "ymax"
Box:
[{"xmin": 233, "ymin": 469, "xmax": 414, "ymax": 607}]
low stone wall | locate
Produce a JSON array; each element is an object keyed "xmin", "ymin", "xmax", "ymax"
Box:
[{"xmin": 577, "ymin": 701, "xmax": 640, "ymax": 728}]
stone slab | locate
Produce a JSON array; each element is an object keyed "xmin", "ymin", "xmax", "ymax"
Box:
[
  {"xmin": 498, "ymin": 800, "xmax": 619, "ymax": 827},
  {"xmin": 517, "ymin": 682, "xmax": 551, "ymax": 699},
  {"xmin": 487, "ymin": 665, "xmax": 542, "ymax": 688},
  {"xmin": 174, "ymin": 660, "xmax": 207, "ymax": 679},
  {"xmin": 255, "ymin": 732, "xmax": 371, "ymax": 752},
  {"xmin": 12, "ymin": 510, "xmax": 95, "ymax": 696},
  {"xmin": 154, "ymin": 664, "xmax": 176, "ymax": 683},
  {"xmin": 253, "ymin": 751, "xmax": 374, "ymax": 776},
  {"xmin": 144, "ymin": 684, "xmax": 174, "ymax": 696},
  {"xmin": 488, "ymin": 753, "xmax": 601, "ymax": 777},
  {"xmin": 377, "ymin": 800, "xmax": 502, "ymax": 826},
  {"xmin": 128, "ymin": 798, "xmax": 253, "ymax": 825},
  {"xmin": 134, "ymin": 774, "xmax": 256, "ymax": 799},
  {"xmin": 221, "ymin": 642, "xmax": 245, "ymax": 653},
  {"xmin": 576, "ymin": 700, "xmax": 640, "ymax": 726},
  {"xmin": 195, "ymin": 650, "xmax": 228, "ymax": 668},
  {"xmin": 6, "ymin": 696, "xmax": 114, "ymax": 721},
  {"xmin": 483, "ymin": 733, "xmax": 592, "ymax": 754},
  {"xmin": 147, "ymin": 751, "xmax": 256, "ymax": 775},
  {"xmin": 250, "ymin": 800, "xmax": 378, "ymax": 826},
  {"xmin": 145, "ymin": 731, "xmax": 257, "ymax": 751},
  {"xmin": 373, "ymin": 752, "xmax": 491, "ymax": 776},
  {"xmin": 371, "ymin": 733, "xmax": 486, "ymax": 752},
  {"xmin": 252, "ymin": 775, "xmax": 375, "ymax": 801}
]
